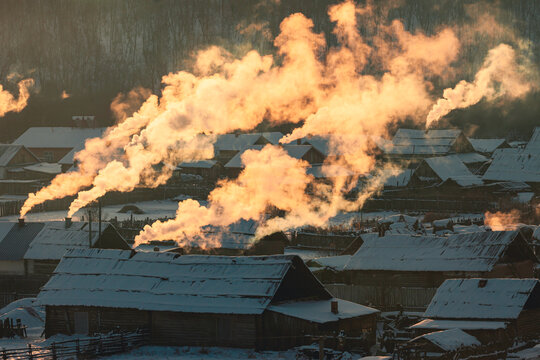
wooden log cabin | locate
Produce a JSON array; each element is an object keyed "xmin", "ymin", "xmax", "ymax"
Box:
[
  {"xmin": 38, "ymin": 249, "xmax": 379, "ymax": 351},
  {"xmin": 409, "ymin": 278, "xmax": 540, "ymax": 348},
  {"xmin": 325, "ymin": 230, "xmax": 539, "ymax": 311}
]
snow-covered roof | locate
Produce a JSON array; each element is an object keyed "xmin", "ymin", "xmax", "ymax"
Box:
[
  {"xmin": 214, "ymin": 133, "xmax": 264, "ymax": 151},
  {"xmin": 178, "ymin": 160, "xmax": 218, "ymax": 169},
  {"xmin": 261, "ymin": 132, "xmax": 284, "ymax": 145},
  {"xmin": 424, "ymin": 278, "xmax": 540, "ymax": 320},
  {"xmin": 410, "ymin": 319, "xmax": 508, "ymax": 330},
  {"xmin": 13, "ymin": 127, "xmax": 106, "ymax": 148},
  {"xmin": 307, "ymin": 164, "xmax": 355, "ymax": 179},
  {"xmin": 302, "ymin": 136, "xmax": 330, "ymax": 156},
  {"xmin": 58, "ymin": 148, "xmax": 78, "ymax": 165},
  {"xmin": 423, "ymin": 155, "xmax": 483, "ymax": 186},
  {"xmin": 394, "ymin": 129, "xmax": 461, "ymax": 140},
  {"xmin": 0, "ymin": 222, "xmax": 45, "ymax": 261},
  {"xmin": 469, "ymin": 138, "xmax": 508, "ymax": 154},
  {"xmin": 483, "ymin": 148, "xmax": 540, "ymax": 183},
  {"xmin": 0, "ymin": 145, "xmax": 38, "ymax": 166},
  {"xmin": 526, "ymin": 127, "xmax": 540, "ymax": 152},
  {"xmin": 225, "ymin": 145, "xmax": 314, "ymax": 168},
  {"xmin": 344, "ymin": 231, "xmax": 526, "ymax": 272},
  {"xmin": 456, "ymin": 152, "xmax": 488, "ymax": 164},
  {"xmin": 311, "ymin": 255, "xmax": 352, "ymax": 271},
  {"xmin": 23, "ymin": 221, "xmax": 109, "ymax": 260},
  {"xmin": 268, "ymin": 298, "xmax": 378, "ymax": 323},
  {"xmin": 384, "ymin": 129, "xmax": 466, "ymax": 155},
  {"xmin": 23, "ymin": 163, "xmax": 62, "ymax": 175},
  {"xmin": 38, "ymin": 250, "xmax": 330, "ymax": 314},
  {"xmin": 411, "ymin": 329, "xmax": 480, "ymax": 351}
]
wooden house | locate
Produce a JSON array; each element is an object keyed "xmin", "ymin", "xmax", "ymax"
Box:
[
  {"xmin": 213, "ymin": 133, "xmax": 283, "ymax": 165},
  {"xmin": 0, "ymin": 144, "xmax": 40, "ymax": 180},
  {"xmin": 175, "ymin": 160, "xmax": 222, "ymax": 180},
  {"xmin": 380, "ymin": 129, "xmax": 475, "ymax": 164},
  {"xmin": 224, "ymin": 144, "xmax": 325, "ymax": 178},
  {"xmin": 38, "ymin": 250, "xmax": 379, "ymax": 351},
  {"xmin": 0, "ymin": 219, "xmax": 129, "ymax": 308},
  {"xmin": 23, "ymin": 220, "xmax": 130, "ymax": 276},
  {"xmin": 483, "ymin": 148, "xmax": 540, "ymax": 192},
  {"xmin": 325, "ymin": 231, "xmax": 538, "ymax": 311},
  {"xmin": 410, "ymin": 278, "xmax": 540, "ymax": 346},
  {"xmin": 408, "ymin": 155, "xmax": 483, "ymax": 188},
  {"xmin": 468, "ymin": 138, "xmax": 511, "ymax": 156},
  {"xmin": 12, "ymin": 127, "xmax": 105, "ymax": 163}
]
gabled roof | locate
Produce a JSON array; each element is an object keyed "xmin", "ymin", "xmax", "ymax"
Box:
[
  {"xmin": 384, "ymin": 129, "xmax": 467, "ymax": 156},
  {"xmin": 410, "ymin": 329, "xmax": 480, "ymax": 351},
  {"xmin": 0, "ymin": 145, "xmax": 39, "ymax": 166},
  {"xmin": 344, "ymin": 231, "xmax": 532, "ymax": 272},
  {"xmin": 526, "ymin": 127, "xmax": 540, "ymax": 152},
  {"xmin": 381, "ymin": 169, "xmax": 413, "ymax": 188},
  {"xmin": 37, "ymin": 249, "xmax": 330, "ymax": 314},
  {"xmin": 456, "ymin": 152, "xmax": 488, "ymax": 164},
  {"xmin": 424, "ymin": 278, "xmax": 540, "ymax": 320},
  {"xmin": 302, "ymin": 136, "xmax": 330, "ymax": 156},
  {"xmin": 483, "ymin": 148, "xmax": 540, "ymax": 183},
  {"xmin": 214, "ymin": 133, "xmax": 265, "ymax": 152},
  {"xmin": 224, "ymin": 145, "xmax": 315, "ymax": 168},
  {"xmin": 417, "ymin": 155, "xmax": 483, "ymax": 186},
  {"xmin": 13, "ymin": 127, "xmax": 106, "ymax": 148},
  {"xmin": 23, "ymin": 221, "xmax": 121, "ymax": 260},
  {"xmin": 261, "ymin": 132, "xmax": 284, "ymax": 145},
  {"xmin": 0, "ymin": 222, "xmax": 46, "ymax": 261},
  {"xmin": 468, "ymin": 138, "xmax": 508, "ymax": 154}
]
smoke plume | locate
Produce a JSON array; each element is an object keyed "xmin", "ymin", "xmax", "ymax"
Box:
[
  {"xmin": 426, "ymin": 43, "xmax": 534, "ymax": 128},
  {"xmin": 0, "ymin": 78, "xmax": 33, "ymax": 117},
  {"xmin": 22, "ymin": 0, "xmax": 527, "ymax": 247},
  {"xmin": 484, "ymin": 209, "xmax": 521, "ymax": 231}
]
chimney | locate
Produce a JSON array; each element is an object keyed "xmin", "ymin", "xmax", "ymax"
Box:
[
  {"xmin": 18, "ymin": 218, "xmax": 25, "ymax": 227},
  {"xmin": 65, "ymin": 217, "xmax": 72, "ymax": 228},
  {"xmin": 296, "ymin": 138, "xmax": 302, "ymax": 145},
  {"xmin": 331, "ymin": 300, "xmax": 338, "ymax": 314}
]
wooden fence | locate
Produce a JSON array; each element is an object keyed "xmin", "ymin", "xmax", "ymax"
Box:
[
  {"xmin": 1, "ymin": 330, "xmax": 149, "ymax": 359},
  {"xmin": 325, "ymin": 284, "xmax": 437, "ymax": 312}
]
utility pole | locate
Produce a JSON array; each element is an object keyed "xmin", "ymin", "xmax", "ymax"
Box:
[{"xmin": 98, "ymin": 199, "xmax": 102, "ymax": 246}]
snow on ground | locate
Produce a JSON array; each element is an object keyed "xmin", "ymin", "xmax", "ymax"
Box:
[
  {"xmin": 508, "ymin": 344, "xmax": 540, "ymax": 359},
  {"xmin": 0, "ymin": 298, "xmax": 46, "ymax": 350},
  {"xmin": 101, "ymin": 346, "xmax": 298, "ymax": 360}
]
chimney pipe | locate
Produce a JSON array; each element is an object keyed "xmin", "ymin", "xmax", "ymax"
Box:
[
  {"xmin": 331, "ymin": 300, "xmax": 338, "ymax": 314},
  {"xmin": 296, "ymin": 138, "xmax": 301, "ymax": 145},
  {"xmin": 65, "ymin": 217, "xmax": 72, "ymax": 228},
  {"xmin": 18, "ymin": 218, "xmax": 25, "ymax": 227}
]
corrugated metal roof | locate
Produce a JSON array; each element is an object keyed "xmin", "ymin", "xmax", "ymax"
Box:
[
  {"xmin": 483, "ymin": 148, "xmax": 540, "ymax": 183},
  {"xmin": 23, "ymin": 221, "xmax": 109, "ymax": 260},
  {"xmin": 37, "ymin": 249, "xmax": 305, "ymax": 314},
  {"xmin": 424, "ymin": 278, "xmax": 540, "ymax": 320},
  {"xmin": 13, "ymin": 127, "xmax": 106, "ymax": 148},
  {"xmin": 469, "ymin": 138, "xmax": 507, "ymax": 153},
  {"xmin": 0, "ymin": 222, "xmax": 45, "ymax": 261},
  {"xmin": 344, "ymin": 231, "xmax": 523, "ymax": 272}
]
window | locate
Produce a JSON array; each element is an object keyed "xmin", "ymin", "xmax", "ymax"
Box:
[{"xmin": 43, "ymin": 151, "xmax": 54, "ymax": 162}]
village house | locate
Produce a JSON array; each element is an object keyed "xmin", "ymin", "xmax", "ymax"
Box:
[
  {"xmin": 0, "ymin": 144, "xmax": 41, "ymax": 180},
  {"xmin": 468, "ymin": 138, "xmax": 511, "ymax": 156},
  {"xmin": 482, "ymin": 148, "xmax": 540, "ymax": 192},
  {"xmin": 213, "ymin": 132, "xmax": 283, "ymax": 165},
  {"xmin": 379, "ymin": 129, "xmax": 475, "ymax": 164},
  {"xmin": 12, "ymin": 127, "xmax": 105, "ymax": 163},
  {"xmin": 224, "ymin": 144, "xmax": 325, "ymax": 178},
  {"xmin": 323, "ymin": 230, "xmax": 538, "ymax": 311},
  {"xmin": 408, "ymin": 155, "xmax": 483, "ymax": 188},
  {"xmin": 38, "ymin": 249, "xmax": 379, "ymax": 351},
  {"xmin": 409, "ymin": 278, "xmax": 540, "ymax": 347},
  {"xmin": 0, "ymin": 219, "xmax": 130, "ymax": 307},
  {"xmin": 174, "ymin": 160, "xmax": 223, "ymax": 180}
]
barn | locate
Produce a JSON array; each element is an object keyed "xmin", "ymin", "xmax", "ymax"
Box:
[
  {"xmin": 38, "ymin": 249, "xmax": 379, "ymax": 351},
  {"xmin": 325, "ymin": 230, "xmax": 538, "ymax": 311},
  {"xmin": 410, "ymin": 278, "xmax": 540, "ymax": 346}
]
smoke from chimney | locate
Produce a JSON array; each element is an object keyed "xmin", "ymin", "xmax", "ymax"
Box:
[{"xmin": 0, "ymin": 78, "xmax": 34, "ymax": 117}]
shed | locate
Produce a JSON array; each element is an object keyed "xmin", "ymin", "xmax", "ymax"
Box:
[
  {"xmin": 410, "ymin": 278, "xmax": 540, "ymax": 344},
  {"xmin": 13, "ymin": 127, "xmax": 105, "ymax": 162},
  {"xmin": 408, "ymin": 155, "xmax": 483, "ymax": 187},
  {"xmin": 405, "ymin": 328, "xmax": 480, "ymax": 358},
  {"xmin": 38, "ymin": 250, "xmax": 379, "ymax": 351}
]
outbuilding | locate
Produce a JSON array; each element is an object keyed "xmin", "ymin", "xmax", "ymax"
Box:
[{"xmin": 38, "ymin": 249, "xmax": 379, "ymax": 351}]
